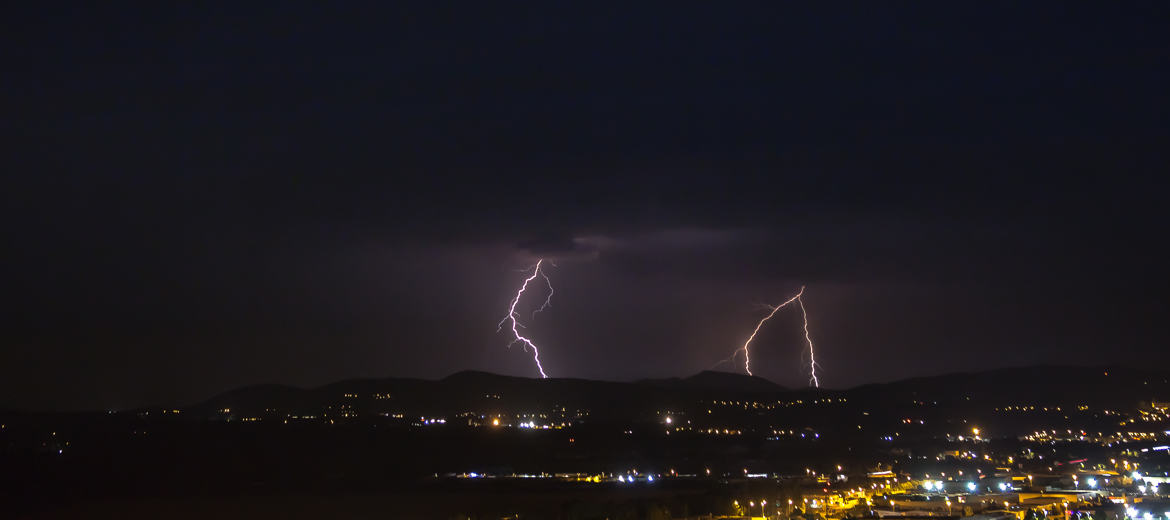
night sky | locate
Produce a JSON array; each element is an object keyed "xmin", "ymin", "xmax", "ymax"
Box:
[{"xmin": 4, "ymin": 3, "xmax": 1168, "ymax": 411}]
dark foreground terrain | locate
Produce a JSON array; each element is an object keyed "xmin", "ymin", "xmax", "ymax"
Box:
[{"xmin": 4, "ymin": 366, "xmax": 1169, "ymax": 519}]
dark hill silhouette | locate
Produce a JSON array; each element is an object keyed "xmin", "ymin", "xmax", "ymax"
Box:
[
  {"xmin": 637, "ymin": 370, "xmax": 786, "ymax": 393},
  {"xmin": 167, "ymin": 365, "xmax": 1170, "ymax": 422},
  {"xmin": 845, "ymin": 364, "xmax": 1170, "ymax": 408},
  {"xmin": 683, "ymin": 370, "xmax": 787, "ymax": 392},
  {"xmin": 184, "ymin": 369, "xmax": 790, "ymax": 420}
]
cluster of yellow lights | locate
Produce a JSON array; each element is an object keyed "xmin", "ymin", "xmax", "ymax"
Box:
[
  {"xmin": 705, "ymin": 397, "xmax": 846, "ymax": 411},
  {"xmin": 699, "ymin": 428, "xmax": 742, "ymax": 435},
  {"xmin": 994, "ymin": 404, "xmax": 1072, "ymax": 412},
  {"xmin": 1023, "ymin": 429, "xmax": 1163, "ymax": 444}
]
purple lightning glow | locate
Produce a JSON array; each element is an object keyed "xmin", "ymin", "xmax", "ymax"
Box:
[
  {"xmin": 497, "ymin": 259, "xmax": 551, "ymax": 378},
  {"xmin": 797, "ymin": 294, "xmax": 820, "ymax": 388},
  {"xmin": 531, "ymin": 270, "xmax": 554, "ymax": 320},
  {"xmin": 714, "ymin": 285, "xmax": 821, "ymax": 387}
]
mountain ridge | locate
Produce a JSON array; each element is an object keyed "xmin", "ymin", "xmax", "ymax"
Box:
[{"xmin": 4, "ymin": 365, "xmax": 1166, "ymax": 415}]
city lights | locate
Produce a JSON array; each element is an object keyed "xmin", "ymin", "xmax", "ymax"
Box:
[{"xmin": 10, "ymin": 6, "xmax": 1169, "ymax": 520}]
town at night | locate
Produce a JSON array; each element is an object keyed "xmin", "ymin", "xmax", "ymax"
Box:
[
  {"xmin": 3, "ymin": 2, "xmax": 1168, "ymax": 519},
  {"xmin": 5, "ymin": 367, "xmax": 1169, "ymax": 517}
]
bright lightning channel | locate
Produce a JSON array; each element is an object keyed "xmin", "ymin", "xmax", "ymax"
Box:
[
  {"xmin": 531, "ymin": 269, "xmax": 554, "ymax": 319},
  {"xmin": 714, "ymin": 285, "xmax": 821, "ymax": 387},
  {"xmin": 497, "ymin": 259, "xmax": 552, "ymax": 378},
  {"xmin": 797, "ymin": 294, "xmax": 819, "ymax": 388}
]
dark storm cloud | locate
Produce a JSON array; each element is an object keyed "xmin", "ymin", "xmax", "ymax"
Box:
[
  {"xmin": 2, "ymin": 2, "xmax": 1168, "ymax": 410},
  {"xmin": 516, "ymin": 234, "xmax": 585, "ymax": 257}
]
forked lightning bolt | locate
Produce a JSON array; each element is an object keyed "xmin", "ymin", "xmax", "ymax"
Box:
[
  {"xmin": 531, "ymin": 270, "xmax": 554, "ymax": 320},
  {"xmin": 797, "ymin": 294, "xmax": 820, "ymax": 388},
  {"xmin": 714, "ymin": 285, "xmax": 821, "ymax": 387},
  {"xmin": 497, "ymin": 259, "xmax": 552, "ymax": 378},
  {"xmin": 715, "ymin": 288, "xmax": 803, "ymax": 376}
]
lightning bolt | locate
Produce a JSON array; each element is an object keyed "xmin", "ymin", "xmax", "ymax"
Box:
[
  {"xmin": 714, "ymin": 285, "xmax": 821, "ymax": 387},
  {"xmin": 797, "ymin": 294, "xmax": 820, "ymax": 388},
  {"xmin": 531, "ymin": 269, "xmax": 554, "ymax": 320},
  {"xmin": 497, "ymin": 259, "xmax": 552, "ymax": 378},
  {"xmin": 715, "ymin": 288, "xmax": 804, "ymax": 376}
]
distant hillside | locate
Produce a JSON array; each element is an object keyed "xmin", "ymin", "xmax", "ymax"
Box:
[
  {"xmin": 844, "ymin": 365, "xmax": 1170, "ymax": 408},
  {"xmin": 184, "ymin": 369, "xmax": 792, "ymax": 421},
  {"xmin": 0, "ymin": 364, "xmax": 1147, "ymax": 421},
  {"xmin": 638, "ymin": 371, "xmax": 786, "ymax": 393}
]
